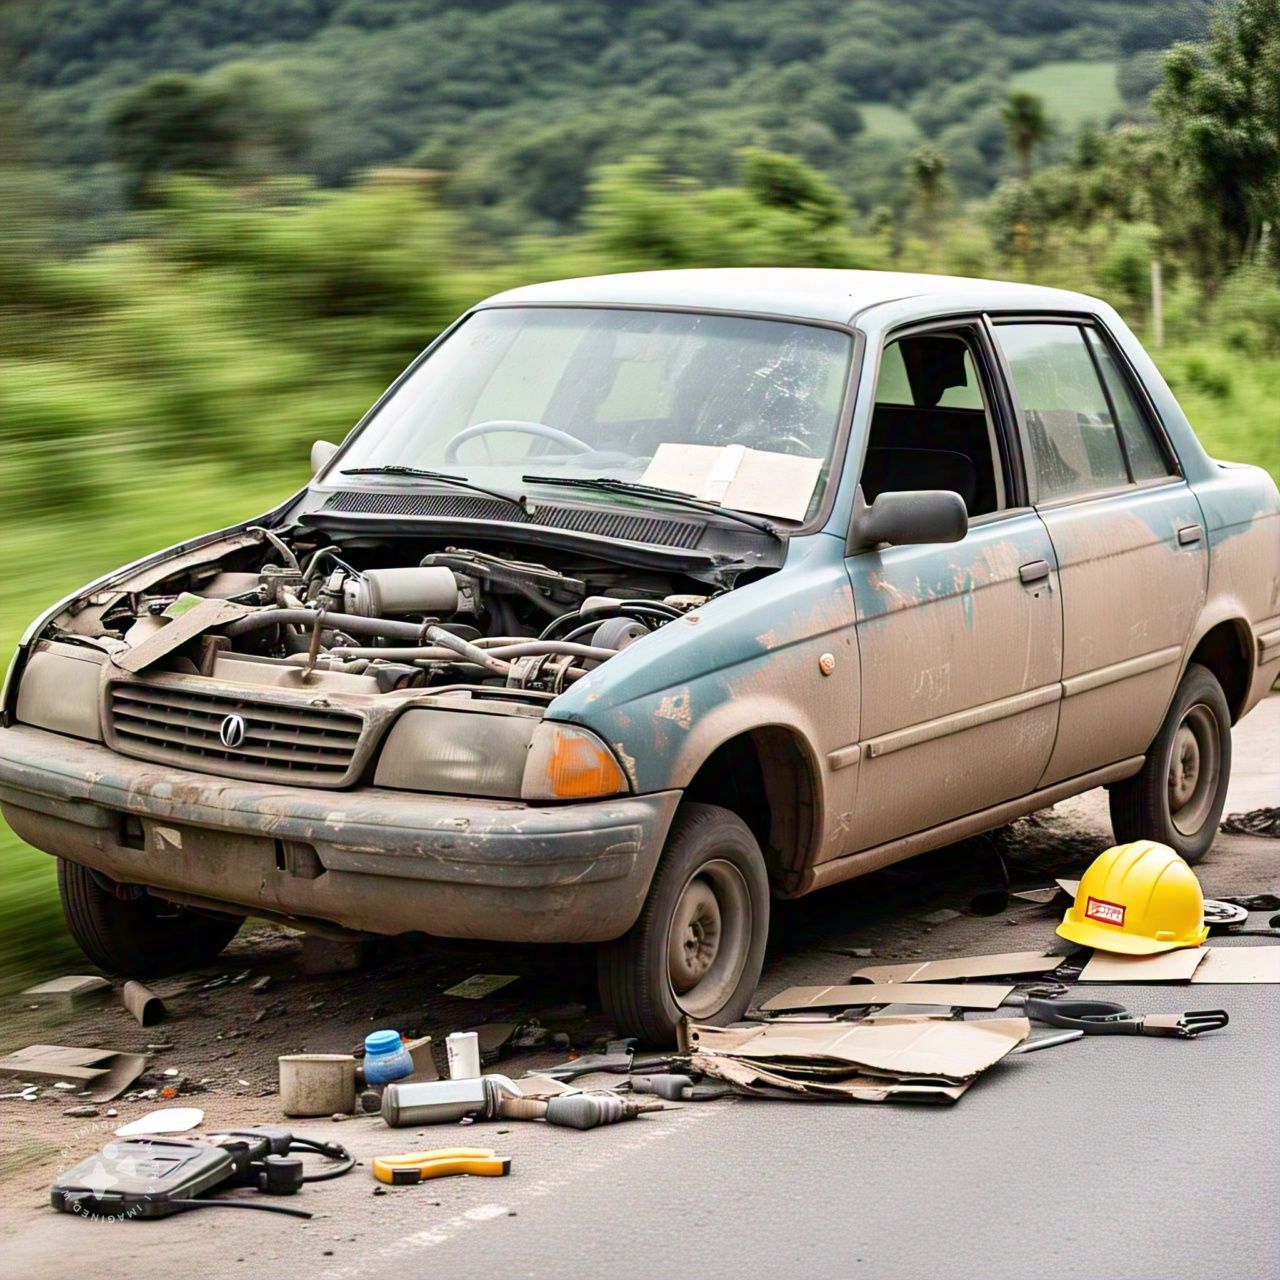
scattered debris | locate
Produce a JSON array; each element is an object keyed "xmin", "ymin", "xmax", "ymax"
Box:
[
  {"xmin": 279, "ymin": 1053, "xmax": 357, "ymax": 1117},
  {"xmin": 1220, "ymin": 807, "xmax": 1280, "ymax": 838},
  {"xmin": 114, "ymin": 1107, "xmax": 205, "ymax": 1137},
  {"xmin": 916, "ymin": 908, "xmax": 962, "ymax": 925},
  {"xmin": 299, "ymin": 936, "xmax": 369, "ymax": 976},
  {"xmin": 0, "ymin": 1045, "xmax": 147, "ymax": 1102},
  {"xmin": 20, "ymin": 975, "xmax": 111, "ymax": 1008},
  {"xmin": 122, "ymin": 980, "xmax": 167, "ymax": 1027},
  {"xmin": 62, "ymin": 1105, "xmax": 100, "ymax": 1117},
  {"xmin": 1079, "ymin": 948, "xmax": 1207, "ymax": 983},
  {"xmin": 1011, "ymin": 887, "xmax": 1064, "ymax": 905},
  {"xmin": 443, "ymin": 973, "xmax": 520, "ymax": 999},
  {"xmin": 761, "ymin": 983, "xmax": 1015, "ymax": 1013},
  {"xmin": 849, "ymin": 951, "xmax": 1066, "ymax": 984},
  {"xmin": 250, "ymin": 976, "xmax": 273, "ymax": 993},
  {"xmin": 1190, "ymin": 946, "xmax": 1280, "ymax": 983},
  {"xmin": 688, "ymin": 1017, "xmax": 1030, "ymax": 1104}
]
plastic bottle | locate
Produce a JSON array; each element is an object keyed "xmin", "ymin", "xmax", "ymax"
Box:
[{"xmin": 362, "ymin": 1030, "xmax": 414, "ymax": 1086}]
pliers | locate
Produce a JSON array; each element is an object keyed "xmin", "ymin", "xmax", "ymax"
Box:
[{"xmin": 1021, "ymin": 996, "xmax": 1228, "ymax": 1038}]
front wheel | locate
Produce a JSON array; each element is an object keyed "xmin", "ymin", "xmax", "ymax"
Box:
[
  {"xmin": 597, "ymin": 802, "xmax": 769, "ymax": 1046},
  {"xmin": 1108, "ymin": 662, "xmax": 1232, "ymax": 865},
  {"xmin": 57, "ymin": 859, "xmax": 243, "ymax": 976}
]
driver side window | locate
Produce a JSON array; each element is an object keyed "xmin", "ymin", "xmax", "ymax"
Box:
[{"xmin": 864, "ymin": 329, "xmax": 1005, "ymax": 518}]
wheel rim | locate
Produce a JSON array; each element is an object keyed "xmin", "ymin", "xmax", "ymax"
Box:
[
  {"xmin": 665, "ymin": 859, "xmax": 752, "ymax": 1020},
  {"xmin": 1167, "ymin": 702, "xmax": 1221, "ymax": 837}
]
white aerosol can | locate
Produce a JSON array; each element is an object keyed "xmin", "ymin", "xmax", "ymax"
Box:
[{"xmin": 446, "ymin": 1030, "xmax": 481, "ymax": 1080}]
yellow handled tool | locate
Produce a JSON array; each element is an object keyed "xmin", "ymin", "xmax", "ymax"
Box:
[{"xmin": 371, "ymin": 1147, "xmax": 511, "ymax": 1186}]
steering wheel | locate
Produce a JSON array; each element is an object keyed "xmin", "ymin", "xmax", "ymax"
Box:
[{"xmin": 443, "ymin": 419, "xmax": 592, "ymax": 464}]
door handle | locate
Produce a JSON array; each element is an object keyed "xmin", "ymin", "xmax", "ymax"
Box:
[
  {"xmin": 1177, "ymin": 524, "xmax": 1203, "ymax": 546},
  {"xmin": 1019, "ymin": 559, "xmax": 1051, "ymax": 585}
]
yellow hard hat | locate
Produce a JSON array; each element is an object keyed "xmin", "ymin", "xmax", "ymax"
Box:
[{"xmin": 1057, "ymin": 840, "xmax": 1208, "ymax": 954}]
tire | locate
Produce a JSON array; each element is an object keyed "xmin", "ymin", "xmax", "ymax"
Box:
[
  {"xmin": 1108, "ymin": 662, "xmax": 1232, "ymax": 865},
  {"xmin": 597, "ymin": 802, "xmax": 770, "ymax": 1046},
  {"xmin": 57, "ymin": 859, "xmax": 243, "ymax": 976}
]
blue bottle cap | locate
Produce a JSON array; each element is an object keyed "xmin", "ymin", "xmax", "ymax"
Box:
[{"xmin": 365, "ymin": 1029, "xmax": 403, "ymax": 1056}]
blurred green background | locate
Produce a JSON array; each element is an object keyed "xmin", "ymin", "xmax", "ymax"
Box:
[{"xmin": 2, "ymin": 0, "xmax": 1278, "ymax": 987}]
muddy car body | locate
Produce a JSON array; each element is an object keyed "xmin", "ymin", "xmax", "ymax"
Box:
[{"xmin": 3, "ymin": 269, "xmax": 1278, "ymax": 1042}]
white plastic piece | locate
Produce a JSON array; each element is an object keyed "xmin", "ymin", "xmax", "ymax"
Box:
[{"xmin": 114, "ymin": 1106, "xmax": 205, "ymax": 1137}]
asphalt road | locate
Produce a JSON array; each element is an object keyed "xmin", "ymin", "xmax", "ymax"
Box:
[{"xmin": 3, "ymin": 698, "xmax": 1277, "ymax": 1280}]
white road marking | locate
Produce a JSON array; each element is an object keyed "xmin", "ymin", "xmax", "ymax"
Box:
[{"xmin": 320, "ymin": 1103, "xmax": 724, "ymax": 1279}]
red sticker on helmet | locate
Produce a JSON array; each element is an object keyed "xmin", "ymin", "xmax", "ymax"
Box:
[{"xmin": 1084, "ymin": 896, "xmax": 1126, "ymax": 927}]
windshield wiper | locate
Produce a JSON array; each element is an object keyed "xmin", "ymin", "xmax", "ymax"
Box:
[
  {"xmin": 339, "ymin": 465, "xmax": 526, "ymax": 512},
  {"xmin": 522, "ymin": 475, "xmax": 780, "ymax": 536}
]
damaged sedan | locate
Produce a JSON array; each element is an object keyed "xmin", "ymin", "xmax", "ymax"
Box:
[{"xmin": 3, "ymin": 268, "xmax": 1278, "ymax": 1043}]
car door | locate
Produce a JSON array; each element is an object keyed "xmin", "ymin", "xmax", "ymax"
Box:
[
  {"xmin": 842, "ymin": 321, "xmax": 1064, "ymax": 853},
  {"xmin": 990, "ymin": 318, "xmax": 1207, "ymax": 786}
]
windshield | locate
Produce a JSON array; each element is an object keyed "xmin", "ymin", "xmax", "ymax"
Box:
[{"xmin": 331, "ymin": 307, "xmax": 853, "ymax": 522}]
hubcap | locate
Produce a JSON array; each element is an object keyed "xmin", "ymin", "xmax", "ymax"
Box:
[
  {"xmin": 1167, "ymin": 703, "xmax": 1220, "ymax": 837},
  {"xmin": 665, "ymin": 859, "xmax": 752, "ymax": 1020}
]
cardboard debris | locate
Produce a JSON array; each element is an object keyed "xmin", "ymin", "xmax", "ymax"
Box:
[
  {"xmin": 1189, "ymin": 946, "xmax": 1280, "ymax": 983},
  {"xmin": 20, "ymin": 975, "xmax": 110, "ymax": 1007},
  {"xmin": 443, "ymin": 973, "xmax": 520, "ymax": 999},
  {"xmin": 0, "ymin": 1045, "xmax": 148, "ymax": 1102},
  {"xmin": 688, "ymin": 1017, "xmax": 1029, "ymax": 1104},
  {"xmin": 115, "ymin": 595, "xmax": 253, "ymax": 673},
  {"xmin": 1079, "ymin": 948, "xmax": 1207, "ymax": 983},
  {"xmin": 761, "ymin": 983, "xmax": 1015, "ymax": 1012},
  {"xmin": 1012, "ymin": 887, "xmax": 1062, "ymax": 905},
  {"xmin": 850, "ymin": 951, "xmax": 1064, "ymax": 984}
]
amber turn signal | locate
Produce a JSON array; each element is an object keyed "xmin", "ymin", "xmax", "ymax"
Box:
[{"xmin": 521, "ymin": 723, "xmax": 628, "ymax": 800}]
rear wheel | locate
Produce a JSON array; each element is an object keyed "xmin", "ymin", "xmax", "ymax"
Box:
[
  {"xmin": 1108, "ymin": 662, "xmax": 1232, "ymax": 865},
  {"xmin": 597, "ymin": 802, "xmax": 769, "ymax": 1046},
  {"xmin": 57, "ymin": 859, "xmax": 243, "ymax": 975}
]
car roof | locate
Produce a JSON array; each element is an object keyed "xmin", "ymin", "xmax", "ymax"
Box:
[{"xmin": 478, "ymin": 268, "xmax": 1103, "ymax": 327}]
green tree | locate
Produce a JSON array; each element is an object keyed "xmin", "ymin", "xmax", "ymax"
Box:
[
  {"xmin": 1001, "ymin": 90, "xmax": 1050, "ymax": 180},
  {"xmin": 1154, "ymin": 0, "xmax": 1280, "ymax": 274},
  {"xmin": 907, "ymin": 144, "xmax": 948, "ymax": 245},
  {"xmin": 107, "ymin": 64, "xmax": 312, "ymax": 206}
]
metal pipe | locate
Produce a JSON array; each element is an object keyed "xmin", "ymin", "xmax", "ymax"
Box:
[
  {"xmin": 223, "ymin": 608, "xmax": 427, "ymax": 641},
  {"xmin": 424, "ymin": 626, "xmax": 510, "ymax": 673}
]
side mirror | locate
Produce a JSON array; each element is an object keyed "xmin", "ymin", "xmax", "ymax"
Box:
[
  {"xmin": 310, "ymin": 440, "xmax": 338, "ymax": 476},
  {"xmin": 847, "ymin": 486, "xmax": 968, "ymax": 553}
]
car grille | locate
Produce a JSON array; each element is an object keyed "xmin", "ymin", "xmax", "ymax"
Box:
[{"xmin": 106, "ymin": 682, "xmax": 366, "ymax": 786}]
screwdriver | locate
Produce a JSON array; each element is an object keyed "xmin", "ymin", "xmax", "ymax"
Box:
[
  {"xmin": 496, "ymin": 1092, "xmax": 662, "ymax": 1130},
  {"xmin": 371, "ymin": 1147, "xmax": 511, "ymax": 1185}
]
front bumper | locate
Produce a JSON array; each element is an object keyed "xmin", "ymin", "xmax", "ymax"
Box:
[{"xmin": 0, "ymin": 725, "xmax": 679, "ymax": 943}]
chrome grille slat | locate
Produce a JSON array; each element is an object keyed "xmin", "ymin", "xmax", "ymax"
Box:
[
  {"xmin": 111, "ymin": 687, "xmax": 361, "ymax": 735},
  {"xmin": 106, "ymin": 681, "xmax": 365, "ymax": 786}
]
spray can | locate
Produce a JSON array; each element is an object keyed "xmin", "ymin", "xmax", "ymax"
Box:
[{"xmin": 446, "ymin": 1031, "xmax": 481, "ymax": 1080}]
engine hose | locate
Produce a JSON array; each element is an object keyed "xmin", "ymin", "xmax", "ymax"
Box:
[
  {"xmin": 223, "ymin": 609, "xmax": 429, "ymax": 642},
  {"xmin": 425, "ymin": 625, "xmax": 510, "ymax": 672},
  {"xmin": 327, "ymin": 640, "xmax": 619, "ymax": 663}
]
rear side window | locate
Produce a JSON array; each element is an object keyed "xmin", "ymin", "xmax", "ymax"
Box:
[
  {"xmin": 995, "ymin": 323, "xmax": 1129, "ymax": 502},
  {"xmin": 1085, "ymin": 329, "xmax": 1174, "ymax": 482}
]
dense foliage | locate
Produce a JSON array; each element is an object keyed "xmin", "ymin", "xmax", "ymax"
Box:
[{"xmin": 5, "ymin": 0, "xmax": 1213, "ymax": 226}]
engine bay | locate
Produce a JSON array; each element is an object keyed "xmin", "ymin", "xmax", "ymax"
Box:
[{"xmin": 69, "ymin": 526, "xmax": 724, "ymax": 700}]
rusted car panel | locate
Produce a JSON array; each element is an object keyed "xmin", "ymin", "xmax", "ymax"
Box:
[
  {"xmin": 0, "ymin": 269, "xmax": 1276, "ymax": 1037},
  {"xmin": 0, "ymin": 725, "xmax": 679, "ymax": 942}
]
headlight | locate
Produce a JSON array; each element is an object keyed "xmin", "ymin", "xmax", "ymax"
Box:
[
  {"xmin": 374, "ymin": 711, "xmax": 628, "ymax": 801},
  {"xmin": 521, "ymin": 722, "xmax": 628, "ymax": 801},
  {"xmin": 375, "ymin": 708, "xmax": 536, "ymax": 797},
  {"xmin": 14, "ymin": 645, "xmax": 104, "ymax": 742}
]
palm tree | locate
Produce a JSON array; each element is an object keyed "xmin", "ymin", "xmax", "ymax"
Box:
[
  {"xmin": 907, "ymin": 144, "xmax": 947, "ymax": 245},
  {"xmin": 1002, "ymin": 90, "xmax": 1050, "ymax": 180}
]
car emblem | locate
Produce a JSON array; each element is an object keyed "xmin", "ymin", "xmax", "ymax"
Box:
[{"xmin": 219, "ymin": 714, "xmax": 248, "ymax": 750}]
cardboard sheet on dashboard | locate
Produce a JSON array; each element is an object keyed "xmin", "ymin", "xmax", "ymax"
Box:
[{"xmin": 640, "ymin": 443, "xmax": 822, "ymax": 522}]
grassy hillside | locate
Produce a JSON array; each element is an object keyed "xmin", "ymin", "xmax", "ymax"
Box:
[{"xmin": 3, "ymin": 0, "xmax": 1210, "ymax": 228}]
